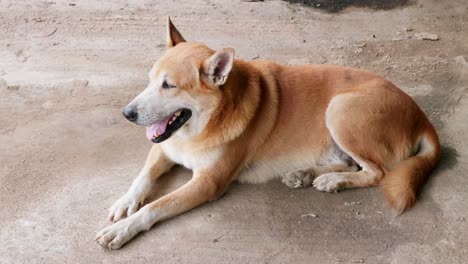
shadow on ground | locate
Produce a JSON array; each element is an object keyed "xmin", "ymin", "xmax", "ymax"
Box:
[{"xmin": 436, "ymin": 145, "xmax": 459, "ymax": 172}]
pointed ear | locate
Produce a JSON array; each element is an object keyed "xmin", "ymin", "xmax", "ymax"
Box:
[
  {"xmin": 202, "ymin": 48, "xmax": 235, "ymax": 86},
  {"xmin": 167, "ymin": 16, "xmax": 186, "ymax": 48}
]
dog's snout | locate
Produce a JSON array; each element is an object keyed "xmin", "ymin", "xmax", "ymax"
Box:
[{"xmin": 122, "ymin": 106, "xmax": 138, "ymax": 122}]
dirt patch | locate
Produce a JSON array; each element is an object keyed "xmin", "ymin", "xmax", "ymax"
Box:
[{"xmin": 283, "ymin": 0, "xmax": 410, "ymax": 12}]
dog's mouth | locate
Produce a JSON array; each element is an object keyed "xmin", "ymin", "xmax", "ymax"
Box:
[{"xmin": 145, "ymin": 108, "xmax": 192, "ymax": 143}]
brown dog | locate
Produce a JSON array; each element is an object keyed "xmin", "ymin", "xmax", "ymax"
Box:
[{"xmin": 96, "ymin": 17, "xmax": 440, "ymax": 249}]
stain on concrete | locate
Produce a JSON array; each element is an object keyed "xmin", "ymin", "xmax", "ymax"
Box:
[{"xmin": 283, "ymin": 0, "xmax": 410, "ymax": 13}]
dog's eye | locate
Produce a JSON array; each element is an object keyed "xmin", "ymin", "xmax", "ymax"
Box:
[{"xmin": 162, "ymin": 80, "xmax": 176, "ymax": 89}]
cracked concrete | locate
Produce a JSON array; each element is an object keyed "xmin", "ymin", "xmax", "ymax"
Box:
[{"xmin": 1, "ymin": 0, "xmax": 467, "ymax": 263}]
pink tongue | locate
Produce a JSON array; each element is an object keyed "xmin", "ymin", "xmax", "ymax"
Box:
[{"xmin": 145, "ymin": 115, "xmax": 173, "ymax": 141}]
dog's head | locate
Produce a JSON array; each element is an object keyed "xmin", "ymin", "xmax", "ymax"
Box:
[{"xmin": 123, "ymin": 17, "xmax": 235, "ymax": 143}]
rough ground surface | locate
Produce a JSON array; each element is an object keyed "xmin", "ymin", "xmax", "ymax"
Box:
[{"xmin": 1, "ymin": 0, "xmax": 467, "ymax": 263}]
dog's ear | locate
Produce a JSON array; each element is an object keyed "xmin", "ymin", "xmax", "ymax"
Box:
[
  {"xmin": 202, "ymin": 48, "xmax": 235, "ymax": 86},
  {"xmin": 167, "ymin": 16, "xmax": 186, "ymax": 47}
]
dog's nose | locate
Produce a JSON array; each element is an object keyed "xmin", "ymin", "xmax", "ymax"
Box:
[{"xmin": 122, "ymin": 106, "xmax": 138, "ymax": 122}]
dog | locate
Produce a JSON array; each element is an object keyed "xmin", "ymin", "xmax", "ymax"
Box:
[{"xmin": 96, "ymin": 17, "xmax": 440, "ymax": 249}]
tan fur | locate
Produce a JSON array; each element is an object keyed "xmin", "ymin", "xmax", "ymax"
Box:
[
  {"xmin": 381, "ymin": 126, "xmax": 440, "ymax": 213},
  {"xmin": 96, "ymin": 17, "xmax": 440, "ymax": 249}
]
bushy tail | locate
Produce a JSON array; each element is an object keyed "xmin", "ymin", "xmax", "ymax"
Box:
[{"xmin": 381, "ymin": 126, "xmax": 441, "ymax": 214}]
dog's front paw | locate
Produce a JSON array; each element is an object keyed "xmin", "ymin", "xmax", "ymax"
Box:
[
  {"xmin": 313, "ymin": 173, "xmax": 345, "ymax": 192},
  {"xmin": 282, "ymin": 169, "xmax": 315, "ymax": 188},
  {"xmin": 108, "ymin": 193, "xmax": 145, "ymax": 223},
  {"xmin": 96, "ymin": 211, "xmax": 147, "ymax": 250}
]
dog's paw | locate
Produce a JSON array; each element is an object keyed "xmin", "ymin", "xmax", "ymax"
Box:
[
  {"xmin": 282, "ymin": 169, "xmax": 315, "ymax": 189},
  {"xmin": 108, "ymin": 193, "xmax": 144, "ymax": 223},
  {"xmin": 313, "ymin": 173, "xmax": 345, "ymax": 192},
  {"xmin": 96, "ymin": 212, "xmax": 146, "ymax": 250}
]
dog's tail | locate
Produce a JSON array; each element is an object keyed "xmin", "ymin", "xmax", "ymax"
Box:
[{"xmin": 381, "ymin": 124, "xmax": 440, "ymax": 214}]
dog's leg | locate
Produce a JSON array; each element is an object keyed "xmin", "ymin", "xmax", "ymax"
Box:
[
  {"xmin": 96, "ymin": 169, "xmax": 227, "ymax": 249},
  {"xmin": 313, "ymin": 167, "xmax": 382, "ymax": 193},
  {"xmin": 282, "ymin": 164, "xmax": 358, "ymax": 188},
  {"xmin": 312, "ymin": 92, "xmax": 390, "ymax": 193},
  {"xmin": 108, "ymin": 144, "xmax": 174, "ymax": 223}
]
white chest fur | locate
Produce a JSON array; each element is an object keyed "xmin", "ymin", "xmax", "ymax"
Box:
[{"xmin": 161, "ymin": 142, "xmax": 222, "ymax": 170}]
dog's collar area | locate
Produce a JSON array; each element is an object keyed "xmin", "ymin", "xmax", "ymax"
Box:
[{"xmin": 151, "ymin": 108, "xmax": 192, "ymax": 143}]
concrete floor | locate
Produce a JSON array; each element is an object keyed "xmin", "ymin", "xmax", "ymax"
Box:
[{"xmin": 1, "ymin": 0, "xmax": 467, "ymax": 263}]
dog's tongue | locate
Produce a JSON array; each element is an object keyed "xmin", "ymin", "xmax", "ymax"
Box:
[{"xmin": 145, "ymin": 115, "xmax": 173, "ymax": 140}]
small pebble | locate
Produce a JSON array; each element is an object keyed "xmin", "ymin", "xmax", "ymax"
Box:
[
  {"xmin": 353, "ymin": 43, "xmax": 367, "ymax": 48},
  {"xmin": 301, "ymin": 213, "xmax": 317, "ymax": 218},
  {"xmin": 414, "ymin": 32, "xmax": 439, "ymax": 41},
  {"xmin": 344, "ymin": 201, "xmax": 362, "ymax": 206}
]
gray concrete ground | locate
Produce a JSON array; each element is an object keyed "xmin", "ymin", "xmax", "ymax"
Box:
[{"xmin": 1, "ymin": 0, "xmax": 467, "ymax": 263}]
